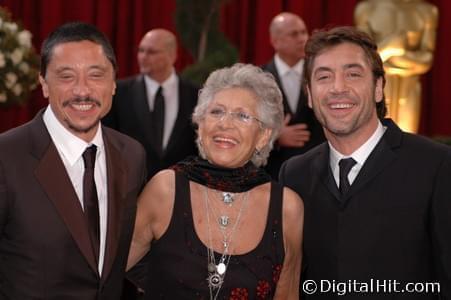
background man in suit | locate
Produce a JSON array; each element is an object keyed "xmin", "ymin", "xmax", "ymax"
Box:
[
  {"xmin": 262, "ymin": 12, "xmax": 324, "ymax": 179},
  {"xmin": 103, "ymin": 28, "xmax": 199, "ymax": 179},
  {"xmin": 0, "ymin": 22, "xmax": 147, "ymax": 299},
  {"xmin": 280, "ymin": 26, "xmax": 451, "ymax": 299}
]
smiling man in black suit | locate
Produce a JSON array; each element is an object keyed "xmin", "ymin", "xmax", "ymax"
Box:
[{"xmin": 280, "ymin": 26, "xmax": 451, "ymax": 299}]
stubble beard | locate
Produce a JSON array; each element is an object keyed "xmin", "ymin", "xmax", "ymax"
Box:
[
  {"xmin": 312, "ymin": 98, "xmax": 375, "ymax": 138},
  {"xmin": 62, "ymin": 97, "xmax": 102, "ymax": 134},
  {"xmin": 66, "ymin": 117, "xmax": 101, "ymax": 134}
]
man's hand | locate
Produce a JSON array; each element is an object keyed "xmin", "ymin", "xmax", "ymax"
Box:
[{"xmin": 278, "ymin": 115, "xmax": 311, "ymax": 148}]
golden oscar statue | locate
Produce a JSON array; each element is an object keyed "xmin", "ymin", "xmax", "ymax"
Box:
[{"xmin": 355, "ymin": 0, "xmax": 438, "ymax": 133}]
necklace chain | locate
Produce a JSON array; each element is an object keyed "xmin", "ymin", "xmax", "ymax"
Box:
[
  {"xmin": 206, "ymin": 188, "xmax": 248, "ymax": 250},
  {"xmin": 204, "ymin": 186, "xmax": 249, "ymax": 300},
  {"xmin": 206, "ymin": 189, "xmax": 244, "ymax": 230}
]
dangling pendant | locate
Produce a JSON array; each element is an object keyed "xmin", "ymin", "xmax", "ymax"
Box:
[
  {"xmin": 217, "ymin": 262, "xmax": 226, "ymax": 275},
  {"xmin": 219, "ymin": 215, "xmax": 229, "ymax": 227},
  {"xmin": 222, "ymin": 192, "xmax": 234, "ymax": 204},
  {"xmin": 208, "ymin": 262, "xmax": 217, "ymax": 273},
  {"xmin": 207, "ymin": 273, "xmax": 223, "ymax": 289}
]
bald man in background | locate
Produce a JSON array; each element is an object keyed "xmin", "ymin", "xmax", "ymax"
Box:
[
  {"xmin": 103, "ymin": 29, "xmax": 199, "ymax": 179},
  {"xmin": 262, "ymin": 12, "xmax": 324, "ymax": 179}
]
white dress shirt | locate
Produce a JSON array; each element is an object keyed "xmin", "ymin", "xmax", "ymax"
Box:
[
  {"xmin": 274, "ymin": 54, "xmax": 304, "ymax": 113},
  {"xmin": 43, "ymin": 106, "xmax": 108, "ymax": 274},
  {"xmin": 329, "ymin": 121, "xmax": 386, "ymax": 188},
  {"xmin": 144, "ymin": 70, "xmax": 179, "ymax": 150}
]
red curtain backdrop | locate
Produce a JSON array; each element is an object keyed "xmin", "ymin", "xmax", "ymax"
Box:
[{"xmin": 1, "ymin": 0, "xmax": 450, "ymax": 137}]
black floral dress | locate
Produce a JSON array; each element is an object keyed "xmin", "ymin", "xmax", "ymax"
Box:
[{"xmin": 144, "ymin": 172, "xmax": 285, "ymax": 299}]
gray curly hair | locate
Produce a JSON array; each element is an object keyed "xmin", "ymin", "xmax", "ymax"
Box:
[{"xmin": 192, "ymin": 63, "xmax": 284, "ymax": 167}]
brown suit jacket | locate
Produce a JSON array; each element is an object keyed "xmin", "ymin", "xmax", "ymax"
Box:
[{"xmin": 0, "ymin": 110, "xmax": 147, "ymax": 300}]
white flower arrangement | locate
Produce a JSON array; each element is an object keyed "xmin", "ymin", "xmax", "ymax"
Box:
[{"xmin": 0, "ymin": 7, "xmax": 39, "ymax": 107}]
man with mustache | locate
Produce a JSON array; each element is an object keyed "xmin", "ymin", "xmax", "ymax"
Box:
[
  {"xmin": 280, "ymin": 26, "xmax": 451, "ymax": 299},
  {"xmin": 0, "ymin": 22, "xmax": 147, "ymax": 299}
]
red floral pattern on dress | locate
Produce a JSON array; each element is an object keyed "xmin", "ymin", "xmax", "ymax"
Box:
[
  {"xmin": 272, "ymin": 264, "xmax": 282, "ymax": 284},
  {"xmin": 229, "ymin": 287, "xmax": 249, "ymax": 300},
  {"xmin": 256, "ymin": 280, "xmax": 271, "ymax": 299}
]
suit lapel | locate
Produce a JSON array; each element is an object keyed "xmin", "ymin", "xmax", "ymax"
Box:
[
  {"xmin": 101, "ymin": 129, "xmax": 127, "ymax": 281},
  {"xmin": 164, "ymin": 80, "xmax": 190, "ymax": 155},
  {"xmin": 266, "ymin": 60, "xmax": 293, "ymax": 115},
  {"xmin": 132, "ymin": 76, "xmax": 152, "ymax": 118},
  {"xmin": 132, "ymin": 76, "xmax": 157, "ymax": 149},
  {"xmin": 32, "ymin": 116, "xmax": 98, "ymax": 275},
  {"xmin": 315, "ymin": 144, "xmax": 341, "ymax": 201},
  {"xmin": 133, "ymin": 76, "xmax": 167, "ymax": 158},
  {"xmin": 294, "ymin": 88, "xmax": 308, "ymax": 117},
  {"xmin": 341, "ymin": 120, "xmax": 402, "ymax": 206},
  {"xmin": 310, "ymin": 120, "xmax": 402, "ymax": 207}
]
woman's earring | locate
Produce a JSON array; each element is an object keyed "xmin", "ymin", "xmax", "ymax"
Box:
[
  {"xmin": 254, "ymin": 148, "xmax": 261, "ymax": 157},
  {"xmin": 197, "ymin": 136, "xmax": 207, "ymax": 159}
]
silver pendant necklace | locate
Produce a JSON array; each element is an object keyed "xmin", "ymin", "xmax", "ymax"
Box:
[
  {"xmin": 222, "ymin": 192, "xmax": 234, "ymax": 205},
  {"xmin": 218, "ymin": 215, "xmax": 229, "ymax": 227},
  {"xmin": 204, "ymin": 187, "xmax": 249, "ymax": 300}
]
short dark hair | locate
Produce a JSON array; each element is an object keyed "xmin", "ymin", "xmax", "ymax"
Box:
[
  {"xmin": 40, "ymin": 22, "xmax": 117, "ymax": 77},
  {"xmin": 303, "ymin": 26, "xmax": 386, "ymax": 119}
]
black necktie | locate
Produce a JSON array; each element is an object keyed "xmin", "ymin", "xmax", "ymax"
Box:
[
  {"xmin": 338, "ymin": 157, "xmax": 357, "ymax": 196},
  {"xmin": 82, "ymin": 145, "xmax": 100, "ymax": 260},
  {"xmin": 153, "ymin": 86, "xmax": 165, "ymax": 155}
]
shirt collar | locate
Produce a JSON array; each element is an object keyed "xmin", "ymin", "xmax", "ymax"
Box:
[
  {"xmin": 43, "ymin": 105, "xmax": 104, "ymax": 166},
  {"xmin": 274, "ymin": 54, "xmax": 304, "ymax": 77},
  {"xmin": 329, "ymin": 120, "xmax": 386, "ymax": 168},
  {"xmin": 143, "ymin": 69, "xmax": 177, "ymax": 95}
]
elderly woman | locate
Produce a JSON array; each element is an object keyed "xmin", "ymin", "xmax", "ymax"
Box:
[{"xmin": 127, "ymin": 63, "xmax": 303, "ymax": 299}]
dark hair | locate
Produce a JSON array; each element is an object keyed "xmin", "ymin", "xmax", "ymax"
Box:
[
  {"xmin": 40, "ymin": 22, "xmax": 117, "ymax": 77},
  {"xmin": 303, "ymin": 26, "xmax": 386, "ymax": 119}
]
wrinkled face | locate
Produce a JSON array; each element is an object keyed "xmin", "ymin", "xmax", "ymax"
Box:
[
  {"xmin": 137, "ymin": 33, "xmax": 175, "ymax": 78},
  {"xmin": 198, "ymin": 88, "xmax": 271, "ymax": 168},
  {"xmin": 307, "ymin": 43, "xmax": 383, "ymax": 140},
  {"xmin": 272, "ymin": 17, "xmax": 309, "ymax": 63},
  {"xmin": 40, "ymin": 41, "xmax": 116, "ymax": 141}
]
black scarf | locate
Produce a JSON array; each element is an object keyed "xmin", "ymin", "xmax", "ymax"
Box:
[{"xmin": 171, "ymin": 156, "xmax": 271, "ymax": 192}]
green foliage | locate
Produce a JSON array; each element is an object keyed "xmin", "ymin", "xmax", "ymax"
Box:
[
  {"xmin": 175, "ymin": 0, "xmax": 238, "ymax": 85},
  {"xmin": 181, "ymin": 39, "xmax": 238, "ymax": 85}
]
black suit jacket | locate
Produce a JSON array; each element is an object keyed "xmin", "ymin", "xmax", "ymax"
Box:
[
  {"xmin": 261, "ymin": 59, "xmax": 325, "ymax": 179},
  {"xmin": 103, "ymin": 75, "xmax": 199, "ymax": 179},
  {"xmin": 0, "ymin": 111, "xmax": 147, "ymax": 300},
  {"xmin": 279, "ymin": 119, "xmax": 451, "ymax": 299}
]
